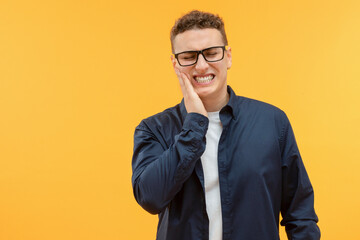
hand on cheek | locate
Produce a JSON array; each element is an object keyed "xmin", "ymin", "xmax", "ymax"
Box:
[{"xmin": 175, "ymin": 68, "xmax": 208, "ymax": 117}]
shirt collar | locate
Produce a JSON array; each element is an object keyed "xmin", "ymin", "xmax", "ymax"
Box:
[
  {"xmin": 179, "ymin": 85, "xmax": 238, "ymax": 122},
  {"xmin": 223, "ymin": 85, "xmax": 237, "ymax": 120}
]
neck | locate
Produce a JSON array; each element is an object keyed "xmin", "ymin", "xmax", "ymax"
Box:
[{"xmin": 201, "ymin": 89, "xmax": 229, "ymax": 112}]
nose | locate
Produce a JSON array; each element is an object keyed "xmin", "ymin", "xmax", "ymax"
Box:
[{"xmin": 195, "ymin": 53, "xmax": 209, "ymax": 72}]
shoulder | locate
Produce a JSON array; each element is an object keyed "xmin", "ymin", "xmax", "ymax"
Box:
[
  {"xmin": 134, "ymin": 103, "xmax": 184, "ymax": 147},
  {"xmin": 233, "ymin": 96, "xmax": 293, "ymax": 149},
  {"xmin": 136, "ymin": 103, "xmax": 183, "ymax": 132},
  {"xmin": 235, "ymin": 96, "xmax": 287, "ymax": 119},
  {"xmin": 231, "ymin": 95, "xmax": 292, "ymax": 139}
]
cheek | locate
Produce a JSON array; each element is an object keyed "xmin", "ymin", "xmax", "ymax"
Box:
[
  {"xmin": 182, "ymin": 67, "xmax": 194, "ymax": 78},
  {"xmin": 215, "ymin": 65, "xmax": 227, "ymax": 77}
]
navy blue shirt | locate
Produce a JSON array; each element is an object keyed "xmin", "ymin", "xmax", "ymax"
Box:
[{"xmin": 132, "ymin": 86, "xmax": 320, "ymax": 240}]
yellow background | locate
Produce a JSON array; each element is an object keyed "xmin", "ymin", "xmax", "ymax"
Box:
[{"xmin": 1, "ymin": 0, "xmax": 359, "ymax": 239}]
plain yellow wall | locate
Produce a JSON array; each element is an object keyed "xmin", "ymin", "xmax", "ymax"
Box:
[{"xmin": 1, "ymin": 0, "xmax": 359, "ymax": 239}]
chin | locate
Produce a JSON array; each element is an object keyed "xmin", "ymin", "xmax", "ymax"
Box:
[{"xmin": 195, "ymin": 87, "xmax": 215, "ymax": 99}]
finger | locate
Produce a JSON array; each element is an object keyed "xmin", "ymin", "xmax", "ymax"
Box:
[
  {"xmin": 181, "ymin": 73, "xmax": 197, "ymax": 97},
  {"xmin": 180, "ymin": 72, "xmax": 193, "ymax": 92},
  {"xmin": 175, "ymin": 68, "xmax": 181, "ymax": 78},
  {"xmin": 175, "ymin": 69, "xmax": 187, "ymax": 97}
]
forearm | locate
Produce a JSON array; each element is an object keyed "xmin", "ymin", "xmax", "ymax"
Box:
[
  {"xmin": 281, "ymin": 158, "xmax": 320, "ymax": 239},
  {"xmin": 132, "ymin": 113, "xmax": 208, "ymax": 214},
  {"xmin": 279, "ymin": 112, "xmax": 320, "ymax": 239},
  {"xmin": 283, "ymin": 219, "xmax": 320, "ymax": 240}
]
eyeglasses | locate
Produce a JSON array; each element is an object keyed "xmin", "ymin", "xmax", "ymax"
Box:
[{"xmin": 174, "ymin": 46, "xmax": 226, "ymax": 67}]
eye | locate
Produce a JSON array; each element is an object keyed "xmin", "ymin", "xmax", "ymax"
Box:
[
  {"xmin": 183, "ymin": 56, "xmax": 196, "ymax": 60},
  {"xmin": 204, "ymin": 49, "xmax": 220, "ymax": 56},
  {"xmin": 179, "ymin": 52, "xmax": 197, "ymax": 60},
  {"xmin": 207, "ymin": 52, "xmax": 218, "ymax": 56}
]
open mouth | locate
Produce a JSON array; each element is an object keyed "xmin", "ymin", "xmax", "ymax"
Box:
[{"xmin": 194, "ymin": 74, "xmax": 215, "ymax": 84}]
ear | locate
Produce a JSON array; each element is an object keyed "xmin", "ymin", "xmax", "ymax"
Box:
[
  {"xmin": 226, "ymin": 47, "xmax": 232, "ymax": 69},
  {"xmin": 171, "ymin": 55, "xmax": 177, "ymax": 69}
]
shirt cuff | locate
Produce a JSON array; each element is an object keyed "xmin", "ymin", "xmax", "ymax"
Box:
[{"xmin": 182, "ymin": 112, "xmax": 209, "ymax": 135}]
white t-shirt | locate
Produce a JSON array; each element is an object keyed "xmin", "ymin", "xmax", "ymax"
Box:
[{"xmin": 201, "ymin": 111, "xmax": 223, "ymax": 240}]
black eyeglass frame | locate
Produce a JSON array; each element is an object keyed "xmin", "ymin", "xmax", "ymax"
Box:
[{"xmin": 174, "ymin": 46, "xmax": 227, "ymax": 67}]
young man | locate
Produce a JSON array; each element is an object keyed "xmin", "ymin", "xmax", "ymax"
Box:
[{"xmin": 132, "ymin": 10, "xmax": 320, "ymax": 240}]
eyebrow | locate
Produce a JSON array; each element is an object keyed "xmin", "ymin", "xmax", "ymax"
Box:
[{"xmin": 174, "ymin": 45, "xmax": 225, "ymax": 55}]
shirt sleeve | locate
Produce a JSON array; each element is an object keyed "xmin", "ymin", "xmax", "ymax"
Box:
[
  {"xmin": 279, "ymin": 112, "xmax": 321, "ymax": 239},
  {"xmin": 131, "ymin": 112, "xmax": 209, "ymax": 214}
]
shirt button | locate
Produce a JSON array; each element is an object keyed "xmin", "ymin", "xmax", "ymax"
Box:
[{"xmin": 199, "ymin": 120, "xmax": 205, "ymax": 126}]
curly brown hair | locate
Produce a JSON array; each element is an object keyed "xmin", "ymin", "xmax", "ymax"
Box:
[{"xmin": 170, "ymin": 10, "xmax": 228, "ymax": 53}]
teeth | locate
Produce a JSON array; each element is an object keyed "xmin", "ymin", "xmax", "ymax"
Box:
[{"xmin": 195, "ymin": 75, "xmax": 214, "ymax": 83}]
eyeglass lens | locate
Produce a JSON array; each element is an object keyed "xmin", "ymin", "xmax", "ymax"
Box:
[{"xmin": 177, "ymin": 47, "xmax": 224, "ymax": 66}]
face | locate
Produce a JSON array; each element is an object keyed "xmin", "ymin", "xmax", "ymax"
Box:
[{"xmin": 171, "ymin": 28, "xmax": 232, "ymax": 101}]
